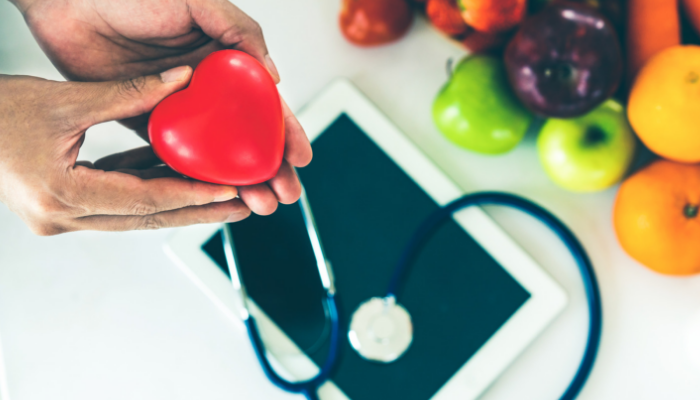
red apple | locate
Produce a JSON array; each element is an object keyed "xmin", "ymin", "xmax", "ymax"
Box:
[{"xmin": 339, "ymin": 0, "xmax": 414, "ymax": 46}]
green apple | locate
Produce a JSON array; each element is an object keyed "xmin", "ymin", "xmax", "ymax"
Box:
[
  {"xmin": 433, "ymin": 55, "xmax": 532, "ymax": 155},
  {"xmin": 537, "ymin": 99, "xmax": 636, "ymax": 192}
]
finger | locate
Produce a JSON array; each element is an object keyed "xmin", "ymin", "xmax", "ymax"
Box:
[
  {"xmin": 187, "ymin": 0, "xmax": 280, "ymax": 83},
  {"xmin": 94, "ymin": 146, "xmax": 163, "ymax": 171},
  {"xmin": 75, "ymin": 66, "xmax": 193, "ymax": 129},
  {"xmin": 238, "ymin": 183, "xmax": 279, "ymax": 216},
  {"xmin": 115, "ymin": 166, "xmax": 183, "ymax": 180},
  {"xmin": 73, "ymin": 199, "xmax": 251, "ymax": 232},
  {"xmin": 70, "ymin": 166, "xmax": 237, "ymax": 216},
  {"xmin": 281, "ymin": 97, "xmax": 312, "ymax": 168},
  {"xmin": 267, "ymin": 161, "xmax": 302, "ymax": 205}
]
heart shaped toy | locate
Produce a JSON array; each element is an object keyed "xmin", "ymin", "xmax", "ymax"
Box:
[{"xmin": 149, "ymin": 50, "xmax": 285, "ymax": 186}]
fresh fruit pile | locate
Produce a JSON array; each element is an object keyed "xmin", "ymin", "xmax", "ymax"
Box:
[
  {"xmin": 338, "ymin": 0, "xmax": 700, "ymax": 276},
  {"xmin": 430, "ymin": 1, "xmax": 632, "ymax": 194},
  {"xmin": 339, "ymin": 0, "xmax": 631, "ymax": 191}
]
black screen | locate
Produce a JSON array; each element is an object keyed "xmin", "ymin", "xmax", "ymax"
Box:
[{"xmin": 203, "ymin": 114, "xmax": 530, "ymax": 400}]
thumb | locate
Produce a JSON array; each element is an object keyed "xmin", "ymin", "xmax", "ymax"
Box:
[
  {"xmin": 187, "ymin": 0, "xmax": 280, "ymax": 83},
  {"xmin": 82, "ymin": 66, "xmax": 192, "ymax": 127}
]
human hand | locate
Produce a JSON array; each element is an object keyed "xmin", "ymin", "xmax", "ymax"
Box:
[
  {"xmin": 0, "ymin": 68, "xmax": 257, "ymax": 235},
  {"xmin": 12, "ymin": 0, "xmax": 313, "ymax": 215}
]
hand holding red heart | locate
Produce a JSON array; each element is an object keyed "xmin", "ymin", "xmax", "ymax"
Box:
[
  {"xmin": 6, "ymin": 0, "xmax": 313, "ymax": 233},
  {"xmin": 0, "ymin": 69, "xmax": 261, "ymax": 235}
]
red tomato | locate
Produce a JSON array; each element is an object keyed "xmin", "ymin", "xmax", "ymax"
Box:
[{"xmin": 339, "ymin": 0, "xmax": 414, "ymax": 46}]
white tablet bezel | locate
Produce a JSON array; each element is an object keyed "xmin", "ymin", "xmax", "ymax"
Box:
[{"xmin": 165, "ymin": 79, "xmax": 567, "ymax": 400}]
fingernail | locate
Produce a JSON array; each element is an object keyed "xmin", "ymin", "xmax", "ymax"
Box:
[
  {"xmin": 160, "ymin": 66, "xmax": 191, "ymax": 83},
  {"xmin": 265, "ymin": 55, "xmax": 280, "ymax": 84},
  {"xmin": 214, "ymin": 187, "xmax": 238, "ymax": 202},
  {"xmin": 225, "ymin": 208, "xmax": 251, "ymax": 223},
  {"xmin": 225, "ymin": 212, "xmax": 245, "ymax": 223}
]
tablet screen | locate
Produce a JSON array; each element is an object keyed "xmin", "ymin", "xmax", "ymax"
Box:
[{"xmin": 203, "ymin": 114, "xmax": 530, "ymax": 400}]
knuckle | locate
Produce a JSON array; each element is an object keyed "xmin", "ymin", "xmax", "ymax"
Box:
[
  {"xmin": 138, "ymin": 215, "xmax": 163, "ymax": 230},
  {"xmin": 187, "ymin": 181, "xmax": 206, "ymax": 206},
  {"xmin": 126, "ymin": 198, "xmax": 159, "ymax": 216},
  {"xmin": 221, "ymin": 19, "xmax": 262, "ymax": 45},
  {"xmin": 117, "ymin": 77, "xmax": 148, "ymax": 98},
  {"xmin": 220, "ymin": 26, "xmax": 245, "ymax": 45},
  {"xmin": 113, "ymin": 76, "xmax": 153, "ymax": 116}
]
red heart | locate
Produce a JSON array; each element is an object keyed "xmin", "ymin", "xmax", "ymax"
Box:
[{"xmin": 148, "ymin": 50, "xmax": 285, "ymax": 186}]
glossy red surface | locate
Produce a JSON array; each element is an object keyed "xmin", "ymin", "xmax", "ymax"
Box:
[
  {"xmin": 339, "ymin": 0, "xmax": 413, "ymax": 46},
  {"xmin": 148, "ymin": 50, "xmax": 285, "ymax": 186}
]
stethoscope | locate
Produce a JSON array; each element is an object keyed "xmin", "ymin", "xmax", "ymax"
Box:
[{"xmin": 222, "ymin": 189, "xmax": 602, "ymax": 400}]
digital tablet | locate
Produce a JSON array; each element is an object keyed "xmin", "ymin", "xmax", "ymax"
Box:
[{"xmin": 165, "ymin": 80, "xmax": 567, "ymax": 400}]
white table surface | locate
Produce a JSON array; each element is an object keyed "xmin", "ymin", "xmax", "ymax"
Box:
[{"xmin": 2, "ymin": 1, "xmax": 700, "ymax": 399}]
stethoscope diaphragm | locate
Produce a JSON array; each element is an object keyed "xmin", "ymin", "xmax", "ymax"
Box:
[{"xmin": 348, "ymin": 296, "xmax": 413, "ymax": 363}]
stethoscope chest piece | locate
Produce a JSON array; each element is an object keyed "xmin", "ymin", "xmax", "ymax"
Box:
[{"xmin": 348, "ymin": 296, "xmax": 413, "ymax": 363}]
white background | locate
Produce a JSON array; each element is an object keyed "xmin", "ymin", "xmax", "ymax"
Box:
[{"xmin": 2, "ymin": 1, "xmax": 700, "ymax": 399}]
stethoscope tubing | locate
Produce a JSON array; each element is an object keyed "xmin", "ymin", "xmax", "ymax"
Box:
[
  {"xmin": 387, "ymin": 192, "xmax": 602, "ymax": 400},
  {"xmin": 244, "ymin": 294, "xmax": 341, "ymax": 400},
  {"xmin": 231, "ymin": 191, "xmax": 602, "ymax": 400}
]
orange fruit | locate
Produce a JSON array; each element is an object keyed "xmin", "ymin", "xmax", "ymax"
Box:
[
  {"xmin": 459, "ymin": 0, "xmax": 526, "ymax": 33},
  {"xmin": 628, "ymin": 45, "xmax": 700, "ymax": 163},
  {"xmin": 613, "ymin": 160, "xmax": 700, "ymax": 275}
]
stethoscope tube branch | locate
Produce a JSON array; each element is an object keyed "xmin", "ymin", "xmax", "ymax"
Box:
[
  {"xmin": 244, "ymin": 294, "xmax": 341, "ymax": 399},
  {"xmin": 385, "ymin": 192, "xmax": 602, "ymax": 400}
]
